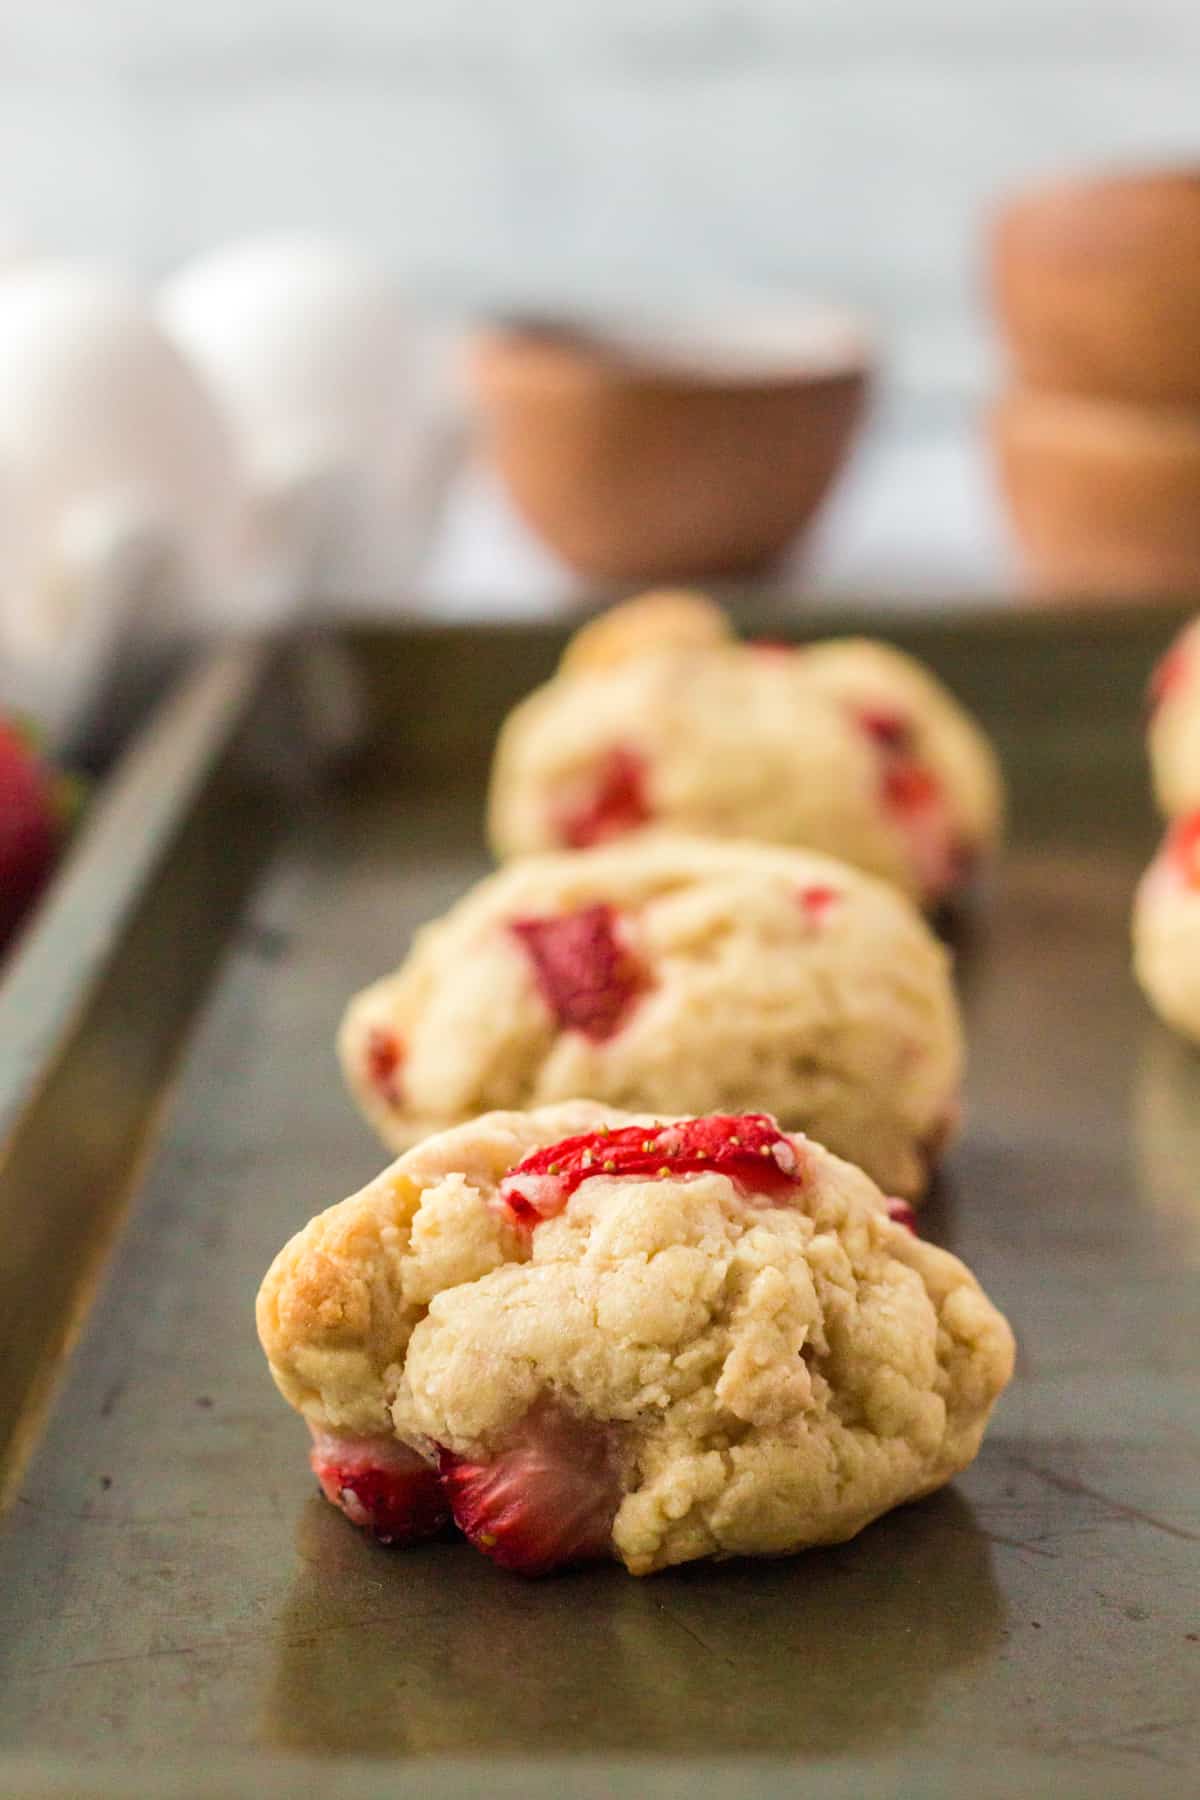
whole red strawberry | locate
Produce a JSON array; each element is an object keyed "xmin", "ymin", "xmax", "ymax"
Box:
[{"xmin": 0, "ymin": 717, "xmax": 69, "ymax": 953}]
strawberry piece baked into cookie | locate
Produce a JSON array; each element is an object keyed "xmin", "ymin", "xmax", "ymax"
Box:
[
  {"xmin": 339, "ymin": 835, "xmax": 963, "ymax": 1201},
  {"xmin": 257, "ymin": 1103, "xmax": 1014, "ymax": 1577},
  {"xmin": 486, "ymin": 589, "xmax": 1004, "ymax": 908}
]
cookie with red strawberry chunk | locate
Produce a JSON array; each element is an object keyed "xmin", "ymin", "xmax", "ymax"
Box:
[
  {"xmin": 0, "ymin": 715, "xmax": 74, "ymax": 952},
  {"xmin": 1147, "ymin": 616, "xmax": 1200, "ymax": 818},
  {"xmin": 339, "ymin": 834, "xmax": 963, "ymax": 1202},
  {"xmin": 487, "ymin": 590, "xmax": 1003, "ymax": 908},
  {"xmin": 1133, "ymin": 810, "xmax": 1200, "ymax": 1042},
  {"xmin": 257, "ymin": 1103, "xmax": 1014, "ymax": 1576}
]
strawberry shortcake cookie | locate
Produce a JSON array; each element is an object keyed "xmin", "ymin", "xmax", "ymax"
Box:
[
  {"xmin": 487, "ymin": 589, "xmax": 1004, "ymax": 908},
  {"xmin": 257, "ymin": 1103, "xmax": 1014, "ymax": 1577},
  {"xmin": 339, "ymin": 834, "xmax": 963, "ymax": 1201}
]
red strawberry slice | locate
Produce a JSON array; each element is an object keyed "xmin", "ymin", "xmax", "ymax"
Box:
[
  {"xmin": 1148, "ymin": 638, "xmax": 1190, "ymax": 716},
  {"xmin": 363, "ymin": 1026, "xmax": 404, "ymax": 1107},
  {"xmin": 309, "ymin": 1430, "xmax": 449, "ymax": 1544},
  {"xmin": 496, "ymin": 1112, "xmax": 805, "ymax": 1227},
  {"xmin": 0, "ymin": 718, "xmax": 62, "ymax": 951},
  {"xmin": 438, "ymin": 1404, "xmax": 622, "ymax": 1576},
  {"xmin": 1165, "ymin": 810, "xmax": 1200, "ymax": 890},
  {"xmin": 510, "ymin": 903, "xmax": 649, "ymax": 1041},
  {"xmin": 554, "ymin": 746, "xmax": 652, "ymax": 849},
  {"xmin": 885, "ymin": 1197, "xmax": 919, "ymax": 1235}
]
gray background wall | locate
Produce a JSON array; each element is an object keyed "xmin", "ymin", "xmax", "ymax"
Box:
[{"xmin": 6, "ymin": 1, "xmax": 1200, "ymax": 414}]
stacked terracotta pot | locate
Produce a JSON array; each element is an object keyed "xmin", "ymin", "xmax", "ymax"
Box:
[
  {"xmin": 469, "ymin": 310, "xmax": 872, "ymax": 583},
  {"xmin": 990, "ymin": 167, "xmax": 1200, "ymax": 601}
]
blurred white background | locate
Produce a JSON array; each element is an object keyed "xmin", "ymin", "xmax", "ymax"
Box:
[{"xmin": 2, "ymin": 0, "xmax": 1198, "ymax": 602}]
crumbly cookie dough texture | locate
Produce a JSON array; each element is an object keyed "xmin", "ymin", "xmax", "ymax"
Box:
[
  {"xmin": 257, "ymin": 1102, "xmax": 1015, "ymax": 1577},
  {"xmin": 339, "ymin": 834, "xmax": 964, "ymax": 1201},
  {"xmin": 1137, "ymin": 618, "xmax": 1200, "ymax": 1040},
  {"xmin": 487, "ymin": 589, "xmax": 1004, "ymax": 907}
]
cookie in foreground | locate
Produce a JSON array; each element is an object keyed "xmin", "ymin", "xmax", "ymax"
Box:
[
  {"xmin": 487, "ymin": 588, "xmax": 1004, "ymax": 908},
  {"xmin": 257, "ymin": 1103, "xmax": 1015, "ymax": 1578},
  {"xmin": 339, "ymin": 833, "xmax": 963, "ymax": 1201}
]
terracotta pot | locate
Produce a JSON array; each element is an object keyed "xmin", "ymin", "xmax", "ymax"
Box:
[
  {"xmin": 992, "ymin": 166, "xmax": 1200, "ymax": 404},
  {"xmin": 470, "ymin": 311, "xmax": 871, "ymax": 582},
  {"xmin": 991, "ymin": 385, "xmax": 1200, "ymax": 600}
]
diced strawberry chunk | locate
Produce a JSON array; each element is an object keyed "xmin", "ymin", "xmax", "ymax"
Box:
[
  {"xmin": 438, "ymin": 1404, "xmax": 621, "ymax": 1577},
  {"xmin": 309, "ymin": 1430, "xmax": 448, "ymax": 1544},
  {"xmin": 363, "ymin": 1026, "xmax": 404, "ymax": 1107},
  {"xmin": 847, "ymin": 705, "xmax": 976, "ymax": 903},
  {"xmin": 798, "ymin": 883, "xmax": 841, "ymax": 922},
  {"xmin": 496, "ymin": 1112, "xmax": 805, "ymax": 1226},
  {"xmin": 554, "ymin": 746, "xmax": 652, "ymax": 849},
  {"xmin": 882, "ymin": 759, "xmax": 942, "ymax": 815},
  {"xmin": 848, "ymin": 696, "xmax": 963, "ymax": 901},
  {"xmin": 878, "ymin": 757, "xmax": 977, "ymax": 903},
  {"xmin": 857, "ymin": 707, "xmax": 914, "ymax": 752},
  {"xmin": 1165, "ymin": 810, "xmax": 1200, "ymax": 889},
  {"xmin": 1148, "ymin": 638, "xmax": 1190, "ymax": 716},
  {"xmin": 885, "ymin": 1197, "xmax": 919, "ymax": 1235},
  {"xmin": 510, "ymin": 903, "xmax": 649, "ymax": 1041}
]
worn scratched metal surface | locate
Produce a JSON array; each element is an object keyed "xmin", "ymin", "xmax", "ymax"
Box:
[{"xmin": 0, "ymin": 610, "xmax": 1197, "ymax": 1797}]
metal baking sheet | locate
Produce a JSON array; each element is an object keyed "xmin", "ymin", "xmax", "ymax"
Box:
[{"xmin": 0, "ymin": 608, "xmax": 1197, "ymax": 1798}]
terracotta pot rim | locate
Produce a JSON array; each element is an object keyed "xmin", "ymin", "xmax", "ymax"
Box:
[
  {"xmin": 471, "ymin": 307, "xmax": 874, "ymax": 398},
  {"xmin": 994, "ymin": 162, "xmax": 1200, "ymax": 243}
]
